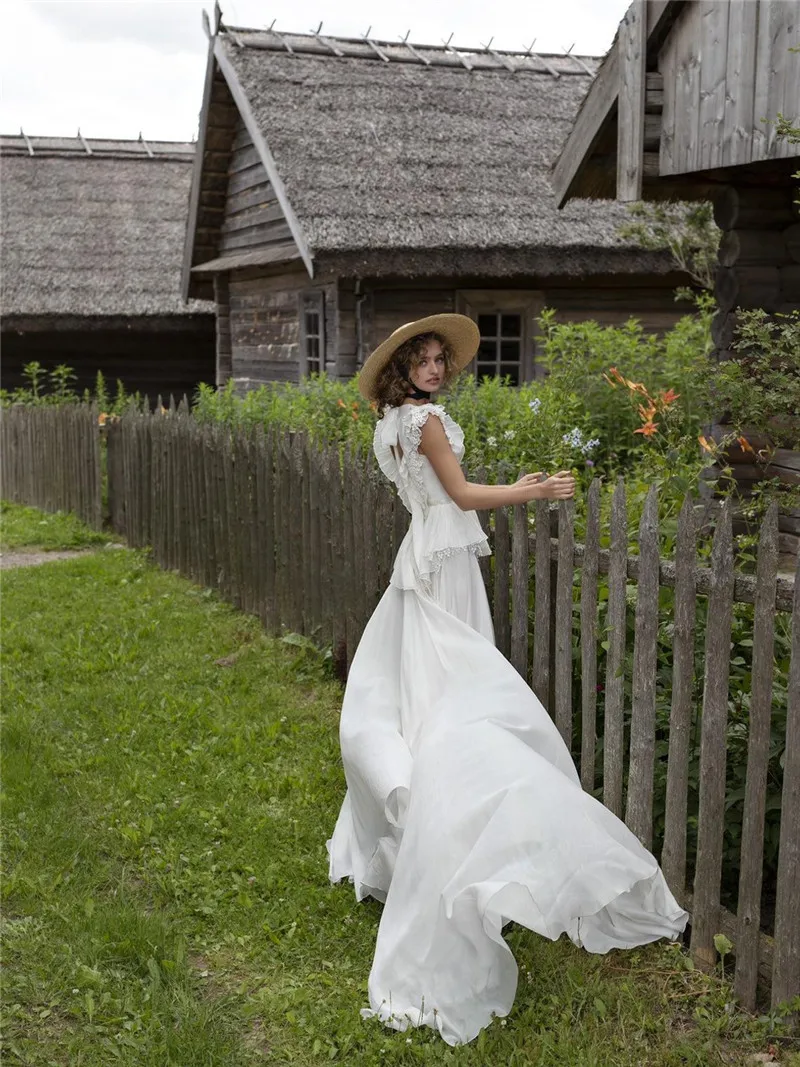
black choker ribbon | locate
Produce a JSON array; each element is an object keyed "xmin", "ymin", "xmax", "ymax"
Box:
[{"xmin": 406, "ymin": 386, "xmax": 432, "ymax": 401}]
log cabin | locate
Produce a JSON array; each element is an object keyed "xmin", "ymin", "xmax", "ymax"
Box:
[
  {"xmin": 1, "ymin": 135, "xmax": 215, "ymax": 405},
  {"xmin": 182, "ymin": 15, "xmax": 695, "ymax": 392},
  {"xmin": 552, "ymin": 0, "xmax": 800, "ymax": 555}
]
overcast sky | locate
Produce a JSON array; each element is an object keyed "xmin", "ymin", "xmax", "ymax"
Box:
[{"xmin": 1, "ymin": 0, "xmax": 629, "ymax": 142}]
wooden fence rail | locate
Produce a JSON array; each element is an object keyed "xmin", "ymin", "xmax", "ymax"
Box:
[
  {"xmin": 7, "ymin": 403, "xmax": 799, "ymax": 1011},
  {"xmin": 0, "ymin": 403, "xmax": 102, "ymax": 529}
]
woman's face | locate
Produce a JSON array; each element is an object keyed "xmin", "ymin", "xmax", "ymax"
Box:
[{"xmin": 408, "ymin": 338, "xmax": 445, "ymax": 393}]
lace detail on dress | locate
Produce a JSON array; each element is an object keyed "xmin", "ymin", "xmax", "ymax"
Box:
[
  {"xmin": 402, "ymin": 404, "xmax": 463, "ymax": 459},
  {"xmin": 400, "ymin": 404, "xmax": 464, "ymax": 512}
]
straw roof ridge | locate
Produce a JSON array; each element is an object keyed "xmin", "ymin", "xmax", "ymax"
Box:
[
  {"xmin": 1, "ymin": 140, "xmax": 214, "ymax": 318},
  {"xmin": 219, "ymin": 30, "xmax": 669, "ymax": 270}
]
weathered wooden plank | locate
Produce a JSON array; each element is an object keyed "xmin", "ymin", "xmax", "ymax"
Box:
[
  {"xmin": 493, "ymin": 469, "xmax": 511, "ymax": 660},
  {"xmin": 308, "ymin": 442, "xmax": 322, "ymax": 636},
  {"xmin": 721, "ymin": 0, "xmax": 758, "ymax": 165},
  {"xmin": 734, "ymin": 504, "xmax": 779, "ymax": 1010},
  {"xmin": 603, "ymin": 479, "xmax": 627, "ymax": 817},
  {"xmin": 772, "ymin": 551, "xmax": 800, "ymax": 1008},
  {"xmin": 697, "ymin": 0, "xmax": 730, "ymax": 170},
  {"xmin": 225, "ymin": 182, "xmax": 277, "ymax": 217},
  {"xmin": 661, "ymin": 494, "xmax": 698, "ymax": 897},
  {"xmin": 691, "ymin": 501, "xmax": 735, "ymax": 972},
  {"xmin": 626, "ymin": 487, "xmax": 660, "ymax": 848},
  {"xmin": 329, "ymin": 448, "xmax": 347, "ymax": 675},
  {"xmin": 510, "ymin": 483, "xmax": 529, "ymax": 679},
  {"xmin": 554, "ymin": 499, "xmax": 576, "ymax": 749},
  {"xmin": 580, "ymin": 480, "xmax": 600, "ymax": 792},
  {"xmin": 617, "ymin": 0, "xmax": 647, "ymax": 201},
  {"xmin": 290, "ymin": 435, "xmax": 305, "ymax": 634},
  {"xmin": 300, "ymin": 438, "xmax": 312, "ymax": 634},
  {"xmin": 531, "ymin": 498, "xmax": 551, "ymax": 706},
  {"xmin": 221, "ymin": 201, "xmax": 286, "ymax": 235}
]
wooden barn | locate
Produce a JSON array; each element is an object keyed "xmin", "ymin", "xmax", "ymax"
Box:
[
  {"xmin": 1, "ymin": 135, "xmax": 215, "ymax": 405},
  {"xmin": 553, "ymin": 0, "xmax": 800, "ymax": 553},
  {"xmin": 182, "ymin": 17, "xmax": 694, "ymax": 391}
]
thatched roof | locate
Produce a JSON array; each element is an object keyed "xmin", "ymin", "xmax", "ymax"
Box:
[
  {"xmin": 200, "ymin": 28, "xmax": 673, "ymax": 275},
  {"xmin": 1, "ymin": 136, "xmax": 214, "ymax": 320}
]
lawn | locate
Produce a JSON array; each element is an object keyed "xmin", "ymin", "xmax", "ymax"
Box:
[{"xmin": 1, "ymin": 502, "xmax": 796, "ymax": 1066}]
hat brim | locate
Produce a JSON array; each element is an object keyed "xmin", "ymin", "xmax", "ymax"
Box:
[{"xmin": 357, "ymin": 314, "xmax": 480, "ymax": 401}]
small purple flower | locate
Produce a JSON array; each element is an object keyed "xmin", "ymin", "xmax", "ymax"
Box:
[{"xmin": 585, "ymin": 459, "xmax": 595, "ymax": 468}]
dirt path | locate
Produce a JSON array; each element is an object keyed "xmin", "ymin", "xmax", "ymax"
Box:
[{"xmin": 1, "ymin": 548, "xmax": 105, "ymax": 570}]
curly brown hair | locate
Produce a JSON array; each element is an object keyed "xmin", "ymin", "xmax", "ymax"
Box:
[{"xmin": 374, "ymin": 332, "xmax": 456, "ymax": 412}]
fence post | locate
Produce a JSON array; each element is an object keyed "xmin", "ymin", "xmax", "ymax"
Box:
[
  {"xmin": 661, "ymin": 494, "xmax": 698, "ymax": 897},
  {"xmin": 771, "ymin": 552, "xmax": 800, "ymax": 1007},
  {"xmin": 626, "ymin": 486, "xmax": 660, "ymax": 848},
  {"xmin": 554, "ymin": 499, "xmax": 575, "ymax": 749},
  {"xmin": 604, "ymin": 478, "xmax": 628, "ymax": 817},
  {"xmin": 493, "ymin": 465, "xmax": 511, "ymax": 659},
  {"xmin": 510, "ymin": 474, "xmax": 529, "ymax": 679},
  {"xmin": 531, "ymin": 497, "xmax": 551, "ymax": 707},
  {"xmin": 580, "ymin": 479, "xmax": 601, "ymax": 792},
  {"xmin": 691, "ymin": 500, "xmax": 735, "ymax": 972}
]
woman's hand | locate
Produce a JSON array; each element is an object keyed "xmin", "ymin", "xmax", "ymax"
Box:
[{"xmin": 515, "ymin": 470, "xmax": 576, "ymax": 502}]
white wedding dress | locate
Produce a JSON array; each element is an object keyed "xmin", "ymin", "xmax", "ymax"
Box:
[{"xmin": 326, "ymin": 402, "xmax": 687, "ymax": 1046}]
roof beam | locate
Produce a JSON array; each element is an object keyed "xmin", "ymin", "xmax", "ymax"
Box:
[
  {"xmin": 617, "ymin": 0, "xmax": 647, "ymax": 201},
  {"xmin": 212, "ymin": 37, "xmax": 314, "ymax": 278},
  {"xmin": 551, "ymin": 0, "xmax": 681, "ymax": 206}
]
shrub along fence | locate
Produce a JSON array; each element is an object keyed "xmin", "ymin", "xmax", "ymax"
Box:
[
  {"xmin": 0, "ymin": 403, "xmax": 102, "ymax": 529},
  {"xmin": 4, "ymin": 403, "xmax": 799, "ymax": 1010}
]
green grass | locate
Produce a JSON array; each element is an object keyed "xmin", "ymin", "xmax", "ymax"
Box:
[
  {"xmin": 2, "ymin": 513, "xmax": 798, "ymax": 1066},
  {"xmin": 0, "ymin": 502, "xmax": 111, "ymax": 551}
]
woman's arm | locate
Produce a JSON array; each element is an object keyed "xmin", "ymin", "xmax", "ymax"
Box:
[{"xmin": 419, "ymin": 416, "xmax": 575, "ymax": 510}]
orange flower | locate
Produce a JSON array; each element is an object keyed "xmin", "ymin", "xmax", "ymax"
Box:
[
  {"xmin": 698, "ymin": 435, "xmax": 717, "ymax": 455},
  {"xmin": 638, "ymin": 402, "xmax": 657, "ymax": 424},
  {"xmin": 737, "ymin": 435, "xmax": 755, "ymax": 455},
  {"xmin": 369, "ymin": 401, "xmax": 378, "ymax": 413},
  {"xmin": 634, "ymin": 421, "xmax": 658, "ymax": 437},
  {"xmin": 337, "ymin": 398, "xmax": 346, "ymax": 409},
  {"xmin": 351, "ymin": 411, "xmax": 358, "ymax": 420},
  {"xmin": 98, "ymin": 412, "xmax": 108, "ymax": 426},
  {"xmin": 659, "ymin": 388, "xmax": 680, "ymax": 407}
]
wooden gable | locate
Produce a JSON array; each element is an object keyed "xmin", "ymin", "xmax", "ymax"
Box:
[
  {"xmin": 553, "ymin": 0, "xmax": 800, "ymax": 207},
  {"xmin": 182, "ymin": 29, "xmax": 312, "ymax": 302}
]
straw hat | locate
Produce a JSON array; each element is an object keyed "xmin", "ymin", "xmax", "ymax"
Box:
[{"xmin": 357, "ymin": 313, "xmax": 480, "ymax": 401}]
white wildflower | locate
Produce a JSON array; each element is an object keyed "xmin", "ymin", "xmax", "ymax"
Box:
[
  {"xmin": 504, "ymin": 430, "xmax": 516, "ymax": 440},
  {"xmin": 486, "ymin": 435, "xmax": 497, "ymax": 447},
  {"xmin": 528, "ymin": 397, "xmax": 542, "ymax": 414},
  {"xmin": 582, "ymin": 437, "xmax": 600, "ymax": 455},
  {"xmin": 562, "ymin": 428, "xmax": 584, "ymax": 449}
]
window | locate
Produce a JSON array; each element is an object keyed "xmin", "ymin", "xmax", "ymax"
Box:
[
  {"xmin": 300, "ymin": 292, "xmax": 325, "ymax": 377},
  {"xmin": 476, "ymin": 312, "xmax": 523, "ymax": 385},
  {"xmin": 456, "ymin": 291, "xmax": 545, "ymax": 384}
]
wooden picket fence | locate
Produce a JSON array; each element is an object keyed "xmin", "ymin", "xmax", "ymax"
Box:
[
  {"xmin": 4, "ymin": 403, "xmax": 799, "ymax": 1010},
  {"xmin": 0, "ymin": 403, "xmax": 102, "ymax": 529}
]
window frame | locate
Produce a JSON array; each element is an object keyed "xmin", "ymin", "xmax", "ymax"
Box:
[
  {"xmin": 456, "ymin": 290, "xmax": 545, "ymax": 384},
  {"xmin": 299, "ymin": 290, "xmax": 326, "ymax": 378}
]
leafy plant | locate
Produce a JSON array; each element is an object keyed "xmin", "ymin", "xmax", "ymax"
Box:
[{"xmin": 617, "ymin": 201, "xmax": 721, "ymax": 290}]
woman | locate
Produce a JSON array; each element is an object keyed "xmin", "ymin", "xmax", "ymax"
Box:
[{"xmin": 327, "ymin": 314, "xmax": 687, "ymax": 1046}]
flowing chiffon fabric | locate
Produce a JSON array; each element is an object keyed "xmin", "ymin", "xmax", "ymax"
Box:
[{"xmin": 326, "ymin": 403, "xmax": 687, "ymax": 1046}]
